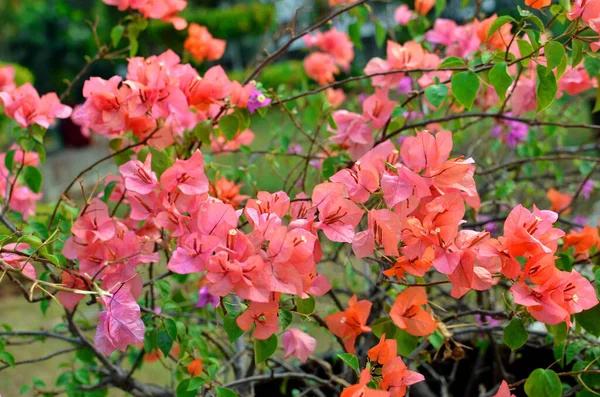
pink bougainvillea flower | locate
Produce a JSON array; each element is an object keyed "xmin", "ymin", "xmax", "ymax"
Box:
[
  {"xmin": 386, "ymin": 41, "xmax": 424, "ymax": 71},
  {"xmin": 394, "ymin": 5, "xmax": 415, "ymax": 25},
  {"xmin": 306, "ymin": 28, "xmax": 355, "ymax": 70},
  {"xmin": 71, "ymin": 199, "xmax": 116, "ymax": 243},
  {"xmin": 511, "ymin": 270, "xmax": 598, "ymax": 326},
  {"xmin": 0, "ymin": 83, "xmax": 72, "ymax": 128},
  {"xmin": 352, "ymin": 209, "xmax": 401, "ymax": 258},
  {"xmin": 206, "ymin": 233, "xmax": 270, "ymax": 303},
  {"xmin": 342, "ymin": 369, "xmax": 391, "ymax": 397},
  {"xmin": 282, "ymin": 328, "xmax": 317, "ymax": 363},
  {"xmin": 304, "ymin": 52, "xmax": 339, "ymax": 86},
  {"xmin": 379, "ymin": 356, "xmax": 425, "ymax": 397},
  {"xmin": 95, "ymin": 292, "xmax": 145, "ymax": 356},
  {"xmin": 57, "ymin": 271, "xmax": 91, "ymax": 311},
  {"xmin": 567, "ymin": 0, "xmax": 600, "ymax": 23},
  {"xmin": 326, "ymin": 88, "xmax": 346, "ymax": 108},
  {"xmin": 325, "ymin": 295, "xmax": 372, "ymax": 353},
  {"xmin": 521, "ymin": 254, "xmax": 559, "ymax": 286},
  {"xmin": 1, "ymin": 243, "xmax": 36, "ymax": 279},
  {"xmin": 186, "ymin": 65, "xmax": 232, "ymax": 111},
  {"xmin": 184, "ymin": 23, "xmax": 226, "ymax": 63},
  {"xmin": 167, "ymin": 233, "xmax": 221, "ymax": 274},
  {"xmin": 316, "ymin": 195, "xmax": 363, "ymax": 243},
  {"xmin": 330, "ymin": 161, "xmax": 379, "ymax": 204},
  {"xmin": 160, "ymin": 149, "xmax": 209, "ymax": 195},
  {"xmin": 390, "ymin": 287, "xmax": 437, "ymax": 336},
  {"xmin": 500, "ymin": 204, "xmax": 565, "ymax": 258},
  {"xmin": 362, "ymin": 88, "xmax": 397, "ymax": 129},
  {"xmin": 119, "ymin": 154, "xmax": 158, "ymax": 195},
  {"xmin": 368, "ymin": 333, "xmax": 398, "ymax": 365},
  {"xmin": 559, "ymin": 66, "xmax": 596, "ymax": 96},
  {"xmin": 0, "ymin": 65, "xmax": 16, "ymax": 92},
  {"xmin": 329, "ymin": 110, "xmax": 374, "ymax": 161},
  {"xmin": 509, "ymin": 78, "xmax": 537, "ymax": 115},
  {"xmin": 236, "ymin": 300, "xmax": 279, "ymax": 340},
  {"xmin": 493, "ymin": 380, "xmax": 516, "ymax": 397}
]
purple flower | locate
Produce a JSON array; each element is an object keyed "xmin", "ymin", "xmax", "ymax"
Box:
[
  {"xmin": 573, "ymin": 216, "xmax": 588, "ymax": 231},
  {"xmin": 288, "ymin": 144, "xmax": 303, "ymax": 155},
  {"xmin": 247, "ymin": 89, "xmax": 272, "ymax": 114},
  {"xmin": 490, "ymin": 115, "xmax": 528, "ymax": 148},
  {"xmin": 582, "ymin": 180, "xmax": 594, "ymax": 200},
  {"xmin": 397, "ymin": 76, "xmax": 413, "ymax": 94},
  {"xmin": 358, "ymin": 93, "xmax": 368, "ymax": 104},
  {"xmin": 196, "ymin": 286, "xmax": 219, "ymax": 308}
]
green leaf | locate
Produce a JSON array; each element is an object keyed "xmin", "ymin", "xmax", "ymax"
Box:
[
  {"xmin": 576, "ymin": 304, "xmax": 600, "ymax": 337},
  {"xmin": 155, "ymin": 280, "xmax": 171, "ymax": 301},
  {"xmin": 425, "ymin": 84, "xmax": 448, "ymax": 108},
  {"xmin": 224, "ymin": 310, "xmax": 244, "ymax": 342},
  {"xmin": 527, "ymin": 14, "xmax": 545, "ymax": 31},
  {"xmin": 22, "ymin": 166, "xmax": 42, "ymax": 193},
  {"xmin": 187, "ymin": 377, "xmax": 206, "ymax": 391},
  {"xmin": 279, "ymin": 309, "xmax": 293, "ymax": 331},
  {"xmin": 193, "ymin": 121, "xmax": 213, "ymax": 145},
  {"xmin": 165, "ymin": 318, "xmax": 178, "ymax": 341},
  {"xmin": 296, "ymin": 295, "xmax": 316, "ymax": 315},
  {"xmin": 157, "ymin": 329, "xmax": 173, "ymax": 357},
  {"xmin": 584, "ymin": 56, "xmax": 600, "ymax": 77},
  {"xmin": 254, "ymin": 334, "xmax": 278, "ymax": 364},
  {"xmin": 338, "ymin": 353, "xmax": 359, "ymax": 373},
  {"xmin": 149, "ymin": 147, "xmax": 173, "ymax": 178},
  {"xmin": 544, "ymin": 41, "xmax": 566, "ymax": 74},
  {"xmin": 438, "ymin": 57, "xmax": 466, "ymax": 69},
  {"xmin": 216, "ymin": 387, "xmax": 239, "ymax": 397},
  {"xmin": 219, "ymin": 114, "xmax": 240, "ymax": 140},
  {"xmin": 503, "ymin": 318, "xmax": 528, "ymax": 350},
  {"xmin": 375, "ymin": 23, "xmax": 386, "ymax": 48},
  {"xmin": 566, "ymin": 341, "xmax": 585, "ymax": 364},
  {"xmin": 0, "ymin": 351, "xmax": 15, "ymax": 367},
  {"xmin": 517, "ymin": 40, "xmax": 534, "ymax": 66},
  {"xmin": 176, "ymin": 380, "xmax": 197, "ymax": 397},
  {"xmin": 111, "ymin": 25, "xmax": 125, "ymax": 47},
  {"xmin": 4, "ymin": 149, "xmax": 15, "ymax": 171},
  {"xmin": 524, "ymin": 368, "xmax": 562, "ymax": 397},
  {"xmin": 19, "ymin": 385, "xmax": 31, "ymax": 395},
  {"xmin": 489, "ymin": 62, "xmax": 512, "ymax": 101},
  {"xmin": 572, "ymin": 40, "xmax": 584, "ymax": 67},
  {"xmin": 487, "ymin": 16, "xmax": 515, "ymax": 39},
  {"xmin": 536, "ymin": 64, "xmax": 558, "ymax": 113},
  {"xmin": 451, "ymin": 71, "xmax": 480, "ymax": 110},
  {"xmin": 435, "ymin": 0, "xmax": 446, "ymax": 17},
  {"xmin": 349, "ymin": 22, "xmax": 363, "ymax": 50}
]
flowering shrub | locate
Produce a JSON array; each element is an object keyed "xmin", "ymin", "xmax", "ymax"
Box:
[{"xmin": 1, "ymin": 0, "xmax": 600, "ymax": 396}]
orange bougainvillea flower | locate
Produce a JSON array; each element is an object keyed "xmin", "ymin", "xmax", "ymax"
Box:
[
  {"xmin": 564, "ymin": 225, "xmax": 600, "ymax": 255},
  {"xmin": 209, "ymin": 177, "xmax": 249, "ymax": 209},
  {"xmin": 325, "ymin": 295, "xmax": 372, "ymax": 353},
  {"xmin": 184, "ymin": 24, "xmax": 226, "ymax": 63},
  {"xmin": 379, "ymin": 356, "xmax": 425, "ymax": 397},
  {"xmin": 525, "ymin": 0, "xmax": 551, "ymax": 8},
  {"xmin": 546, "ymin": 188, "xmax": 572, "ymax": 214},
  {"xmin": 414, "ymin": 0, "xmax": 435, "ymax": 15},
  {"xmin": 188, "ymin": 359, "xmax": 203, "ymax": 377},
  {"xmin": 368, "ymin": 333, "xmax": 398, "ymax": 365},
  {"xmin": 383, "ymin": 246, "xmax": 434, "ymax": 280},
  {"xmin": 390, "ymin": 287, "xmax": 437, "ymax": 337},
  {"xmin": 341, "ymin": 369, "xmax": 391, "ymax": 397}
]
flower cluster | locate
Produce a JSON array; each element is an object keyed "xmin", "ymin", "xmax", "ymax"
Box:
[
  {"xmin": 73, "ymin": 50, "xmax": 256, "ymax": 149},
  {"xmin": 303, "ymin": 28, "xmax": 354, "ymax": 86},
  {"xmin": 184, "ymin": 23, "xmax": 227, "ymax": 63},
  {"xmin": 102, "ymin": 0, "xmax": 188, "ymax": 30}
]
